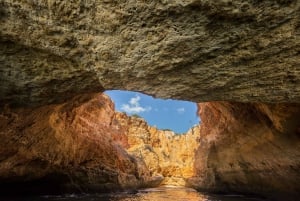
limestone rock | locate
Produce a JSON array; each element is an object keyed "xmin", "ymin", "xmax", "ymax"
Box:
[
  {"xmin": 0, "ymin": 93, "xmax": 155, "ymax": 194},
  {"xmin": 0, "ymin": 92, "xmax": 197, "ymax": 193},
  {"xmin": 115, "ymin": 113, "xmax": 199, "ymax": 186},
  {"xmin": 1, "ymin": 1, "xmax": 300, "ymax": 106},
  {"xmin": 0, "ymin": 0, "xmax": 300, "ymax": 200},
  {"xmin": 188, "ymin": 102, "xmax": 300, "ymax": 200}
]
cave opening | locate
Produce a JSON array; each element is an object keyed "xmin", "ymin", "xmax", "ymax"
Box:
[
  {"xmin": 105, "ymin": 90, "xmax": 201, "ymax": 134},
  {"xmin": 104, "ymin": 90, "xmax": 202, "ymax": 187}
]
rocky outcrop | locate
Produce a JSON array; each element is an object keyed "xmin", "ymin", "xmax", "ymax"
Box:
[
  {"xmin": 1, "ymin": 1, "xmax": 300, "ymax": 106},
  {"xmin": 115, "ymin": 113, "xmax": 199, "ymax": 186},
  {"xmin": 187, "ymin": 102, "xmax": 300, "ymax": 200},
  {"xmin": 0, "ymin": 93, "xmax": 158, "ymax": 194}
]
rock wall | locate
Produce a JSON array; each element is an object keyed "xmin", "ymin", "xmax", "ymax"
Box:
[
  {"xmin": 1, "ymin": 0, "xmax": 300, "ymax": 106},
  {"xmin": 115, "ymin": 113, "xmax": 199, "ymax": 186},
  {"xmin": 0, "ymin": 93, "xmax": 159, "ymax": 194},
  {"xmin": 188, "ymin": 102, "xmax": 300, "ymax": 200},
  {"xmin": 0, "ymin": 92, "xmax": 199, "ymax": 194}
]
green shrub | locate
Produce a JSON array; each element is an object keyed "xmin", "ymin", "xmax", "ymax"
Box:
[{"xmin": 131, "ymin": 114, "xmax": 142, "ymax": 119}]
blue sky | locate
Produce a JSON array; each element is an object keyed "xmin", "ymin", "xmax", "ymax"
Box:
[{"xmin": 105, "ymin": 90, "xmax": 200, "ymax": 134}]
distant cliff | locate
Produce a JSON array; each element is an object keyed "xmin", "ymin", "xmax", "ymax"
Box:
[{"xmin": 115, "ymin": 112, "xmax": 199, "ymax": 186}]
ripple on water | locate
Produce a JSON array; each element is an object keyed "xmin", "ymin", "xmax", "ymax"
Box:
[{"xmin": 0, "ymin": 187, "xmax": 266, "ymax": 201}]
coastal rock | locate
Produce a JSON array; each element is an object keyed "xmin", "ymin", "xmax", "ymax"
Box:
[
  {"xmin": 115, "ymin": 113, "xmax": 199, "ymax": 186},
  {"xmin": 188, "ymin": 102, "xmax": 300, "ymax": 200},
  {"xmin": 0, "ymin": 93, "xmax": 198, "ymax": 193},
  {"xmin": 0, "ymin": 0, "xmax": 299, "ymax": 199},
  {"xmin": 0, "ymin": 93, "xmax": 155, "ymax": 194},
  {"xmin": 1, "ymin": 1, "xmax": 300, "ymax": 105}
]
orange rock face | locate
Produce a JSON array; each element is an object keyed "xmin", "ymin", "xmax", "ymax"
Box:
[
  {"xmin": 0, "ymin": 93, "xmax": 200, "ymax": 194},
  {"xmin": 1, "ymin": 93, "xmax": 299, "ymax": 201},
  {"xmin": 115, "ymin": 113, "xmax": 199, "ymax": 186},
  {"xmin": 188, "ymin": 102, "xmax": 300, "ymax": 200},
  {"xmin": 0, "ymin": 93, "xmax": 155, "ymax": 194}
]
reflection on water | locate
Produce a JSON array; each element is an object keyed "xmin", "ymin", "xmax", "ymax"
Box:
[{"xmin": 0, "ymin": 186, "xmax": 265, "ymax": 201}]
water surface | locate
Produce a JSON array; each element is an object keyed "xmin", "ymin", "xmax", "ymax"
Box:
[{"xmin": 0, "ymin": 186, "xmax": 265, "ymax": 201}]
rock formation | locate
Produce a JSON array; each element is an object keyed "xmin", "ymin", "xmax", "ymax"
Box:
[
  {"xmin": 0, "ymin": 93, "xmax": 198, "ymax": 194},
  {"xmin": 115, "ymin": 113, "xmax": 199, "ymax": 186},
  {"xmin": 188, "ymin": 102, "xmax": 300, "ymax": 200},
  {"xmin": 0, "ymin": 0, "xmax": 299, "ymax": 200},
  {"xmin": 1, "ymin": 1, "xmax": 300, "ymax": 105},
  {"xmin": 0, "ymin": 93, "xmax": 160, "ymax": 194}
]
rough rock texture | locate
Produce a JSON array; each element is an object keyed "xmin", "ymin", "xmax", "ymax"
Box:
[
  {"xmin": 187, "ymin": 102, "xmax": 300, "ymax": 200},
  {"xmin": 0, "ymin": 93, "xmax": 158, "ymax": 194},
  {"xmin": 115, "ymin": 113, "xmax": 199, "ymax": 186},
  {"xmin": 1, "ymin": 0, "xmax": 300, "ymax": 106},
  {"xmin": 0, "ymin": 0, "xmax": 300, "ymax": 200}
]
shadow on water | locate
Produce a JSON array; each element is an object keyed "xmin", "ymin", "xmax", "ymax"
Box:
[{"xmin": 0, "ymin": 186, "xmax": 266, "ymax": 201}]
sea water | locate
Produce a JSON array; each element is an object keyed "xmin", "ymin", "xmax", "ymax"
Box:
[{"xmin": 0, "ymin": 186, "xmax": 265, "ymax": 201}]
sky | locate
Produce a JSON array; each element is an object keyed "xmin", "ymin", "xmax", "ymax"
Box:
[{"xmin": 105, "ymin": 90, "xmax": 200, "ymax": 134}]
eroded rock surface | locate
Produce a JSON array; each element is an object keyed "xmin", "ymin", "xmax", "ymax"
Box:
[
  {"xmin": 188, "ymin": 102, "xmax": 300, "ymax": 200},
  {"xmin": 116, "ymin": 113, "xmax": 199, "ymax": 186},
  {"xmin": 0, "ymin": 0, "xmax": 300, "ymax": 200},
  {"xmin": 0, "ymin": 93, "xmax": 199, "ymax": 193},
  {"xmin": 1, "ymin": 1, "xmax": 300, "ymax": 105},
  {"xmin": 0, "ymin": 93, "xmax": 158, "ymax": 194}
]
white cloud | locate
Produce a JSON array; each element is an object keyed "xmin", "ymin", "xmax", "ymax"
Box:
[
  {"xmin": 121, "ymin": 95, "xmax": 151, "ymax": 114},
  {"xmin": 129, "ymin": 95, "xmax": 140, "ymax": 106},
  {"xmin": 177, "ymin": 107, "xmax": 185, "ymax": 114}
]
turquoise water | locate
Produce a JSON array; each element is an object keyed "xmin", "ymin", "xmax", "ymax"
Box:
[{"xmin": 0, "ymin": 187, "xmax": 265, "ymax": 201}]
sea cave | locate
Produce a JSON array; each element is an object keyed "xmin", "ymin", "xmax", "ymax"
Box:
[{"xmin": 0, "ymin": 1, "xmax": 299, "ymax": 201}]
